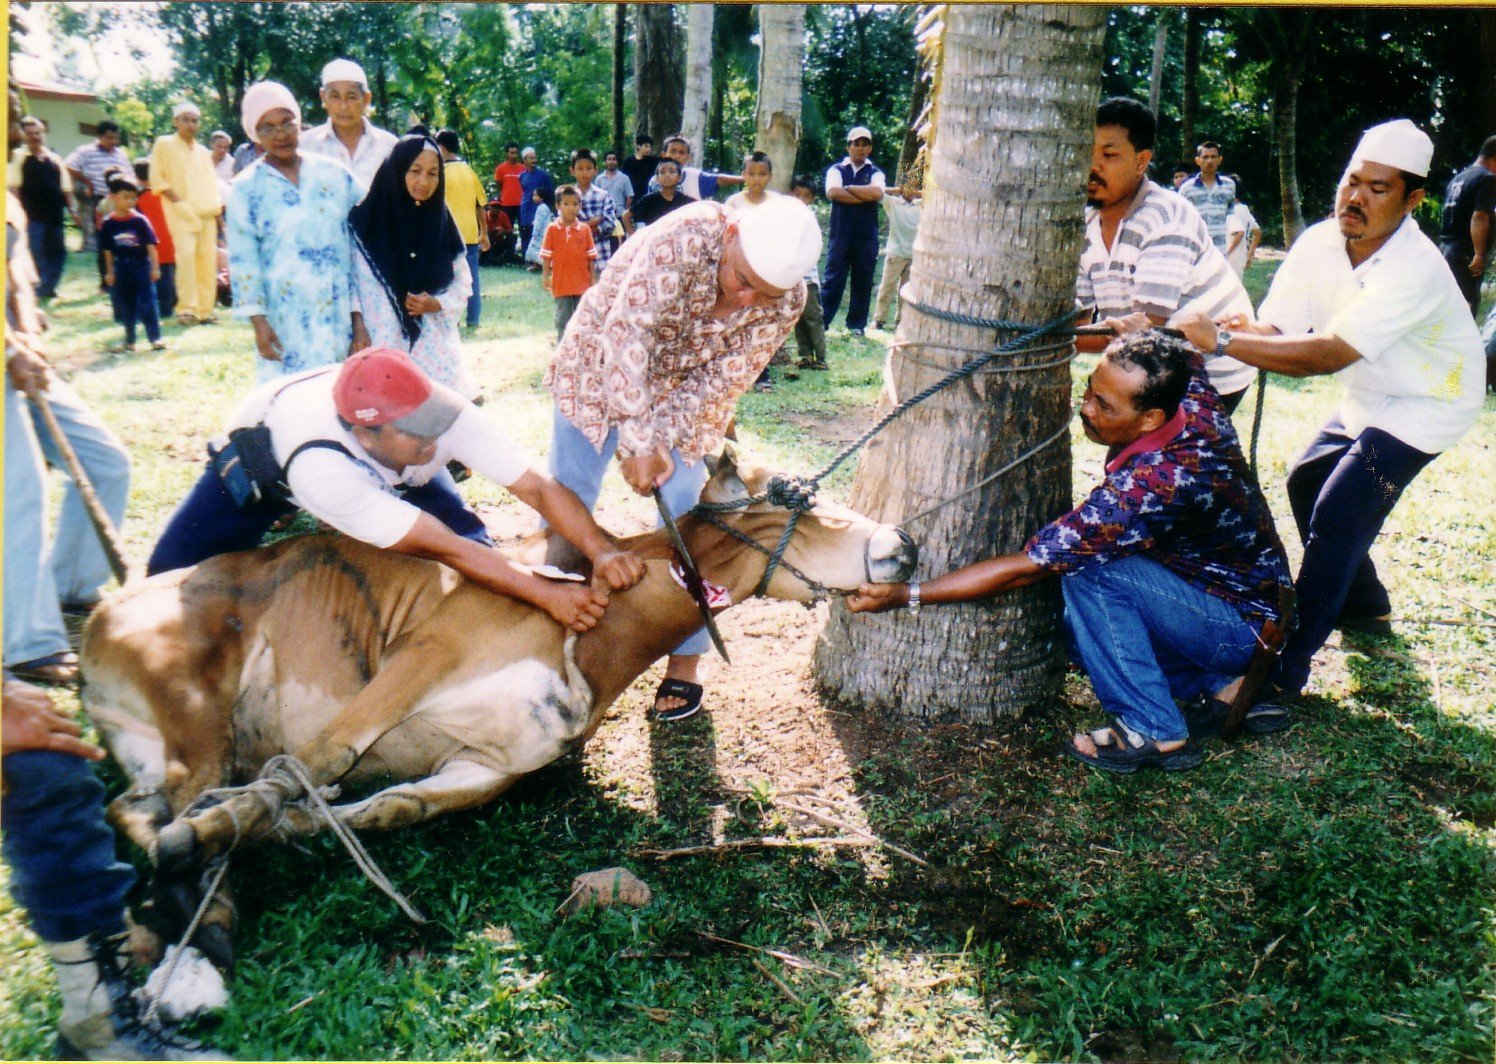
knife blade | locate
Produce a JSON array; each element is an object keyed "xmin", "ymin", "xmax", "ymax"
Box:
[{"xmin": 654, "ymin": 490, "xmax": 731, "ymax": 663}]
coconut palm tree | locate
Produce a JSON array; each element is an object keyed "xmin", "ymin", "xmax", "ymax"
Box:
[
  {"xmin": 754, "ymin": 4, "xmax": 805, "ymax": 193},
  {"xmin": 814, "ymin": 4, "xmax": 1107, "ymax": 722},
  {"xmin": 680, "ymin": 4, "xmax": 714, "ymax": 155}
]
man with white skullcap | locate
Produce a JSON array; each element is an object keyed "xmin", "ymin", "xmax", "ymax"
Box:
[
  {"xmin": 226, "ymin": 81, "xmax": 370, "ymax": 381},
  {"xmin": 1178, "ymin": 118, "xmax": 1485, "ymax": 716},
  {"xmin": 148, "ymin": 101, "xmax": 223, "ymax": 324},
  {"xmin": 544, "ymin": 197, "xmax": 822, "ymax": 722},
  {"xmin": 300, "ymin": 58, "xmax": 399, "ymax": 187}
]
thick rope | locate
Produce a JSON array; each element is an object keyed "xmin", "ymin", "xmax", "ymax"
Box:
[{"xmin": 1249, "ymin": 369, "xmax": 1268, "ymax": 474}]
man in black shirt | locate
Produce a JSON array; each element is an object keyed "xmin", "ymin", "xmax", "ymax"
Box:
[
  {"xmin": 1438, "ymin": 135, "xmax": 1496, "ymax": 313},
  {"xmin": 8, "ymin": 116, "xmax": 79, "ymax": 300},
  {"xmin": 623, "ymin": 158, "xmax": 695, "ymax": 234},
  {"xmin": 619, "ymin": 133, "xmax": 660, "ymax": 202}
]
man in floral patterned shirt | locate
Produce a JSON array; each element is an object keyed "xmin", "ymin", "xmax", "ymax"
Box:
[
  {"xmin": 848, "ymin": 328, "xmax": 1292, "ymax": 773},
  {"xmin": 544, "ymin": 196, "xmax": 822, "ymax": 721}
]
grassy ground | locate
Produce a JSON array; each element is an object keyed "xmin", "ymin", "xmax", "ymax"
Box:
[{"xmin": 2, "ymin": 249, "xmax": 1492, "ymax": 1062}]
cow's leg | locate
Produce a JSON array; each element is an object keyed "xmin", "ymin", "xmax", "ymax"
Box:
[{"xmin": 275, "ymin": 758, "xmax": 512, "ymax": 836}]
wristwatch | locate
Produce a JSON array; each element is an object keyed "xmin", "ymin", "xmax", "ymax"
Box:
[
  {"xmin": 907, "ymin": 582, "xmax": 922, "ymax": 616},
  {"xmin": 1213, "ymin": 330, "xmax": 1235, "ymax": 360}
]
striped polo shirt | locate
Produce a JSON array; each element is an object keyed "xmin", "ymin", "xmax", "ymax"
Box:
[
  {"xmin": 1076, "ymin": 178, "xmax": 1255, "ymax": 395},
  {"xmin": 63, "ymin": 142, "xmax": 133, "ymax": 197}
]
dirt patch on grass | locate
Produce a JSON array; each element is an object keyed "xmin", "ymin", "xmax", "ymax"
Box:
[{"xmin": 781, "ymin": 409, "xmax": 878, "ymax": 449}]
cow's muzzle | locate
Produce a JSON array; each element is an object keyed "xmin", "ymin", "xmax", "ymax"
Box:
[{"xmin": 866, "ymin": 526, "xmax": 918, "ymax": 584}]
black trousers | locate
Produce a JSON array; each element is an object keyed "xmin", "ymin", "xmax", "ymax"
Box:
[{"xmin": 1276, "ymin": 415, "xmax": 1435, "ymax": 693}]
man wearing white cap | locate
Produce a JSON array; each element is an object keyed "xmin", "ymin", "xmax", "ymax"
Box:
[
  {"xmin": 300, "ymin": 58, "xmax": 399, "ymax": 187},
  {"xmin": 148, "ymin": 101, "xmax": 222, "ymax": 325},
  {"xmin": 821, "ymin": 125, "xmax": 885, "ymax": 337},
  {"xmin": 1178, "ymin": 118, "xmax": 1485, "ymax": 708},
  {"xmin": 544, "ymin": 197, "xmax": 821, "ymax": 722},
  {"xmin": 226, "ymin": 80, "xmax": 369, "ymax": 382}
]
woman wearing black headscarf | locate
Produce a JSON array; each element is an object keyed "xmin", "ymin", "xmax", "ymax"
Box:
[{"xmin": 350, "ymin": 131, "xmax": 477, "ymax": 397}]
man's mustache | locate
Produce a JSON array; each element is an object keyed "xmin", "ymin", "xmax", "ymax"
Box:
[
  {"xmin": 1087, "ymin": 172, "xmax": 1105, "ymax": 187},
  {"xmin": 1340, "ymin": 206, "xmax": 1366, "ymax": 221}
]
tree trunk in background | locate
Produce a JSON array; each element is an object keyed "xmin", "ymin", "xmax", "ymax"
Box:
[
  {"xmin": 680, "ymin": 3, "xmax": 713, "ymax": 157},
  {"xmin": 633, "ymin": 3, "xmax": 682, "ymax": 143},
  {"xmin": 896, "ymin": 50, "xmax": 930, "ymax": 186},
  {"xmin": 813, "ymin": 4, "xmax": 1106, "ymax": 722},
  {"xmin": 1181, "ymin": 8, "xmax": 1199, "ymax": 157},
  {"xmin": 1273, "ymin": 73, "xmax": 1306, "ymax": 245},
  {"xmin": 1478, "ymin": 11, "xmax": 1496, "ymax": 136},
  {"xmin": 613, "ymin": 3, "xmax": 628, "ymax": 149},
  {"xmin": 1148, "ymin": 9, "xmax": 1170, "ymax": 118},
  {"xmin": 754, "ymin": 4, "xmax": 805, "ymax": 193}
]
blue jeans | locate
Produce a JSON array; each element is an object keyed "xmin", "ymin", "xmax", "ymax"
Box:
[
  {"xmin": 2, "ymin": 751, "xmax": 135, "ymax": 943},
  {"xmin": 1062, "ymin": 556, "xmax": 1259, "ymax": 742},
  {"xmin": 547, "ymin": 406, "xmax": 710, "ymax": 656},
  {"xmin": 464, "ymin": 244, "xmax": 482, "ymax": 327},
  {"xmin": 3, "ymin": 378, "xmax": 131, "ymax": 667},
  {"xmin": 27, "ymin": 219, "xmax": 66, "ymax": 299},
  {"xmin": 109, "ymin": 261, "xmax": 161, "ymax": 345},
  {"xmin": 1278, "ymin": 417, "xmax": 1436, "ymax": 694},
  {"xmin": 148, "ymin": 460, "xmax": 493, "ymax": 576}
]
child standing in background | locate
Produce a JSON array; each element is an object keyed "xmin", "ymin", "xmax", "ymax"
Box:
[
  {"xmin": 541, "ymin": 184, "xmax": 596, "ymax": 340},
  {"xmin": 786, "ymin": 175, "xmax": 828, "ymax": 371},
  {"xmin": 131, "ymin": 159, "xmax": 177, "ymax": 320},
  {"xmin": 97, "ymin": 172, "xmax": 164, "ymax": 352},
  {"xmin": 525, "ymin": 185, "xmax": 555, "ymax": 269},
  {"xmin": 725, "ymin": 152, "xmax": 776, "ymax": 213}
]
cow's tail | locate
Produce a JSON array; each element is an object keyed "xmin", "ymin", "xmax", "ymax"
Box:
[{"xmin": 560, "ymin": 633, "xmax": 594, "ymax": 733}]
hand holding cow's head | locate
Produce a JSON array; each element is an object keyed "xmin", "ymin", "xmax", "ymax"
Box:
[{"xmin": 697, "ymin": 447, "xmax": 917, "ymax": 602}]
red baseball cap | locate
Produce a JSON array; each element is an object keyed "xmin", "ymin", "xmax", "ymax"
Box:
[{"xmin": 333, "ymin": 347, "xmax": 464, "ymax": 437}]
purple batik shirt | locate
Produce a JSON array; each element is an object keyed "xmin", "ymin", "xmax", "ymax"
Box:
[{"xmin": 1026, "ymin": 354, "xmax": 1292, "ymax": 626}]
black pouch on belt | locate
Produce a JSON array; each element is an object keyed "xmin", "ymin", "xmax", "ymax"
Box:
[{"xmin": 207, "ymin": 425, "xmax": 287, "ymax": 510}]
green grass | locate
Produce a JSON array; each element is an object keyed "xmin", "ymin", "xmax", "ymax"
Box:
[{"xmin": 2, "ymin": 249, "xmax": 1492, "ymax": 1061}]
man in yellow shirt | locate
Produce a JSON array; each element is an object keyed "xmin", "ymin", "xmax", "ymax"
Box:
[
  {"xmin": 436, "ymin": 128, "xmax": 491, "ymax": 329},
  {"xmin": 148, "ymin": 101, "xmax": 222, "ymax": 325}
]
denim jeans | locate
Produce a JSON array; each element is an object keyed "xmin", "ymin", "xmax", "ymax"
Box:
[
  {"xmin": 547, "ymin": 406, "xmax": 710, "ymax": 656},
  {"xmin": 2, "ymin": 751, "xmax": 135, "ymax": 943},
  {"xmin": 1062, "ymin": 555, "xmax": 1259, "ymax": 742},
  {"xmin": 820, "ymin": 233, "xmax": 880, "ymax": 331},
  {"xmin": 148, "ymin": 460, "xmax": 492, "ymax": 576},
  {"xmin": 3, "ymin": 378, "xmax": 131, "ymax": 667},
  {"xmin": 464, "ymin": 244, "xmax": 482, "ymax": 327},
  {"xmin": 1277, "ymin": 417, "xmax": 1436, "ymax": 694},
  {"xmin": 554, "ymin": 295, "xmax": 581, "ymax": 340},
  {"xmin": 109, "ymin": 261, "xmax": 161, "ymax": 345},
  {"xmin": 26, "ymin": 219, "xmax": 66, "ymax": 299}
]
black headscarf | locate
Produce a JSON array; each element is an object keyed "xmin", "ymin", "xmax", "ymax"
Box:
[{"xmin": 348, "ymin": 132, "xmax": 465, "ymax": 343}]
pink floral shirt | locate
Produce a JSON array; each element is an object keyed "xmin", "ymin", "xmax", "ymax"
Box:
[{"xmin": 545, "ymin": 201, "xmax": 806, "ymax": 462}]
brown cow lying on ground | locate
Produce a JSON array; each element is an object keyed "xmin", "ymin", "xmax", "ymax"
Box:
[{"xmin": 79, "ymin": 450, "xmax": 916, "ymax": 995}]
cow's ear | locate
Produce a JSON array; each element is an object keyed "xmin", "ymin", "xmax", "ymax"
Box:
[{"xmin": 701, "ymin": 444, "xmax": 749, "ymax": 504}]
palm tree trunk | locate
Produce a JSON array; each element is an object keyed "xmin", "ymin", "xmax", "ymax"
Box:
[
  {"xmin": 633, "ymin": 3, "xmax": 683, "ymax": 143},
  {"xmin": 613, "ymin": 3, "xmax": 628, "ymax": 148},
  {"xmin": 680, "ymin": 3, "xmax": 714, "ymax": 157},
  {"xmin": 1181, "ymin": 8, "xmax": 1200, "ymax": 158},
  {"xmin": 1273, "ymin": 72, "xmax": 1306, "ymax": 245},
  {"xmin": 1148, "ymin": 9, "xmax": 1171, "ymax": 117},
  {"xmin": 896, "ymin": 48, "xmax": 930, "ymax": 186},
  {"xmin": 754, "ymin": 4, "xmax": 805, "ymax": 193},
  {"xmin": 813, "ymin": 3, "xmax": 1106, "ymax": 722}
]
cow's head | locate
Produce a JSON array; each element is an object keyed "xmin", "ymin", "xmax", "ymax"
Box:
[{"xmin": 692, "ymin": 447, "xmax": 917, "ymax": 602}]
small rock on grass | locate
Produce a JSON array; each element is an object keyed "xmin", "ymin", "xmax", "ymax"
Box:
[{"xmin": 559, "ymin": 867, "xmax": 651, "ymax": 915}]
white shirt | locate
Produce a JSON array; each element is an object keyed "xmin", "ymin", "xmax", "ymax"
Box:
[
  {"xmin": 882, "ymin": 194, "xmax": 921, "ymax": 259},
  {"xmin": 723, "ymin": 188, "xmax": 779, "ymax": 213},
  {"xmin": 823, "ymin": 158, "xmax": 887, "ymax": 197},
  {"xmin": 1225, "ymin": 202, "xmax": 1259, "ymax": 276},
  {"xmin": 230, "ymin": 368, "xmax": 532, "ymax": 548},
  {"xmin": 1256, "ymin": 216, "xmax": 1484, "ymax": 453},
  {"xmin": 300, "ymin": 119, "xmax": 399, "ymax": 188}
]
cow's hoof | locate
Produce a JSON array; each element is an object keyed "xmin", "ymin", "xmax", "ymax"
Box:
[
  {"xmin": 189, "ymin": 922, "xmax": 236, "ymax": 975},
  {"xmin": 154, "ymin": 820, "xmax": 200, "ymax": 874}
]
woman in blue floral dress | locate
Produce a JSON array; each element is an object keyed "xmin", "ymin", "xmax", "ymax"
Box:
[
  {"xmin": 349, "ymin": 132, "xmax": 477, "ymax": 399},
  {"xmin": 226, "ymin": 81, "xmax": 368, "ymax": 384}
]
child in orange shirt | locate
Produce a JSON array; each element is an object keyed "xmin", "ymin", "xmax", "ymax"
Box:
[
  {"xmin": 540, "ymin": 184, "xmax": 597, "ymax": 340},
  {"xmin": 132, "ymin": 160, "xmax": 177, "ymax": 318}
]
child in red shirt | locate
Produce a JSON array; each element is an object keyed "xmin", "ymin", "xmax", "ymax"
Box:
[
  {"xmin": 132, "ymin": 160, "xmax": 176, "ymax": 318},
  {"xmin": 540, "ymin": 184, "xmax": 597, "ymax": 340}
]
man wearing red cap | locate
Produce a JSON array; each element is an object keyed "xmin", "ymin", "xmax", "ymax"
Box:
[{"xmin": 148, "ymin": 348, "xmax": 645, "ymax": 632}]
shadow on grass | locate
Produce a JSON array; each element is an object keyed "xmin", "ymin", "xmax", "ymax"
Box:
[{"xmin": 814, "ymin": 654, "xmax": 1496, "ymax": 1061}]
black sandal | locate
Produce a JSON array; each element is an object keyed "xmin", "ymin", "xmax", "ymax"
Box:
[
  {"xmin": 9, "ymin": 650, "xmax": 80, "ymax": 685},
  {"xmin": 1184, "ymin": 697, "xmax": 1293, "ymax": 739},
  {"xmin": 653, "ymin": 678, "xmax": 704, "ymax": 722},
  {"xmin": 1065, "ymin": 723, "xmax": 1203, "ymax": 774}
]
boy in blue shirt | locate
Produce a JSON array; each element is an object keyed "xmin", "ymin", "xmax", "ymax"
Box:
[{"xmin": 97, "ymin": 172, "xmax": 164, "ymax": 352}]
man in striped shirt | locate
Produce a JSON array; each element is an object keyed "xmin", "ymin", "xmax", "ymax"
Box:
[{"xmin": 1075, "ymin": 97, "xmax": 1255, "ymax": 410}]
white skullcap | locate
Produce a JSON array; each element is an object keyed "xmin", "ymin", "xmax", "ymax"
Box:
[
  {"xmin": 320, "ymin": 58, "xmax": 369, "ymax": 90},
  {"xmin": 1349, "ymin": 119, "xmax": 1433, "ymax": 178},
  {"xmin": 172, "ymin": 101, "xmax": 201, "ymax": 119},
  {"xmin": 521, "ymin": 146, "xmax": 537, "ymax": 158},
  {"xmin": 241, "ymin": 81, "xmax": 302, "ymax": 144},
  {"xmin": 846, "ymin": 125, "xmax": 873, "ymax": 142},
  {"xmin": 735, "ymin": 196, "xmax": 824, "ymax": 291}
]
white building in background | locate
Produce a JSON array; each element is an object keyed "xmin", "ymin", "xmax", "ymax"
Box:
[{"xmin": 15, "ymin": 79, "xmax": 106, "ymax": 160}]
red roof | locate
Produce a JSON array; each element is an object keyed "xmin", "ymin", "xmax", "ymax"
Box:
[{"xmin": 17, "ymin": 79, "xmax": 98, "ymax": 104}]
